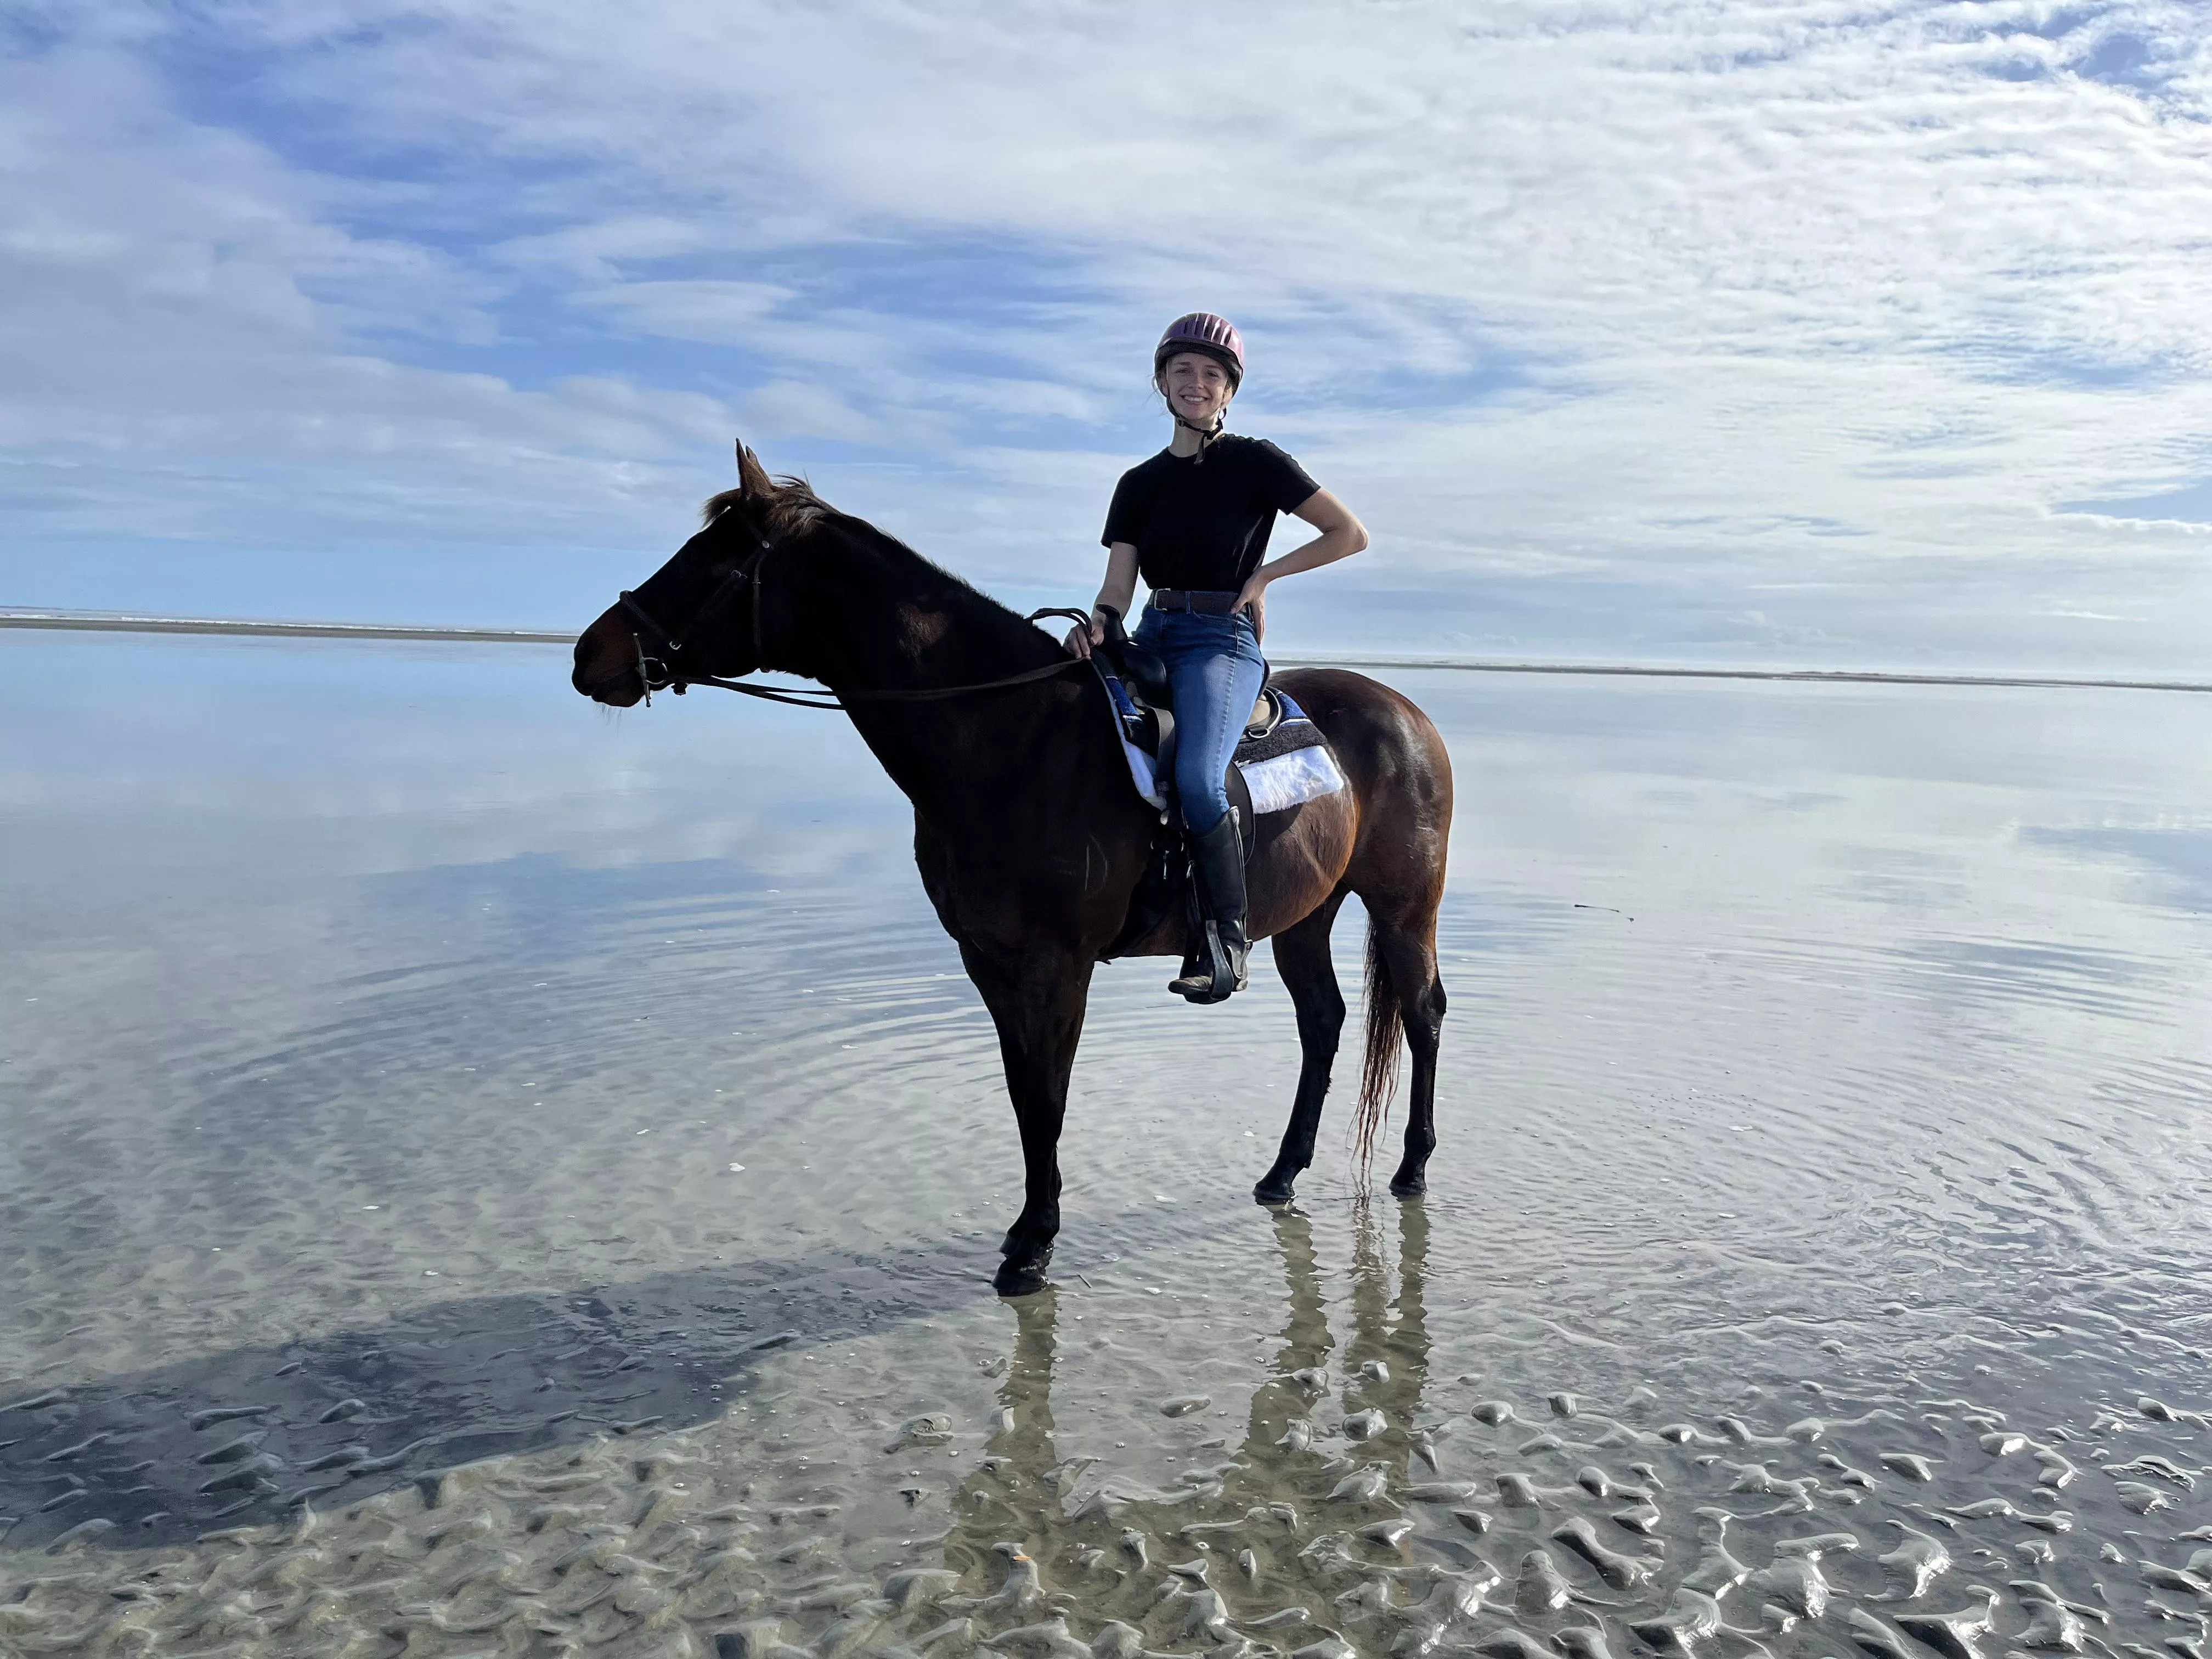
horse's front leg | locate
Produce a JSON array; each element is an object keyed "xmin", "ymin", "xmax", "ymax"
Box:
[{"xmin": 960, "ymin": 941, "xmax": 1094, "ymax": 1296}]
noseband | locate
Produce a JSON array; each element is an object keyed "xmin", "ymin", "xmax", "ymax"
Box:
[
  {"xmin": 617, "ymin": 504, "xmax": 775, "ymax": 703},
  {"xmin": 610, "ymin": 505, "xmax": 1087, "ymax": 710}
]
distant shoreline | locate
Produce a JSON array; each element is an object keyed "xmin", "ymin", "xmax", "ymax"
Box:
[
  {"xmin": 4, "ymin": 607, "xmax": 2208, "ymax": 695},
  {"xmin": 0, "ymin": 610, "xmax": 575, "ymax": 645}
]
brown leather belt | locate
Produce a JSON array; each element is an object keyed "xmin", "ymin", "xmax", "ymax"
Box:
[{"xmin": 1148, "ymin": 588, "xmax": 1244, "ymax": 615}]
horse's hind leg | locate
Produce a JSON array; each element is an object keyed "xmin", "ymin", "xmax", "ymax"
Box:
[
  {"xmin": 1372, "ymin": 911, "xmax": 1447, "ymax": 1199},
  {"xmin": 1255, "ymin": 890, "xmax": 1350, "ymax": 1205}
]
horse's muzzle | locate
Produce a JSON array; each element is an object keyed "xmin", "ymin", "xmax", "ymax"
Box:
[
  {"xmin": 575, "ymin": 666, "xmax": 645, "ymax": 707},
  {"xmin": 573, "ymin": 612, "xmax": 647, "ymax": 707}
]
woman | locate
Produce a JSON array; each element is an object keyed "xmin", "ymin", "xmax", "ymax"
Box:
[{"xmin": 1068, "ymin": 313, "xmax": 1369, "ymax": 1003}]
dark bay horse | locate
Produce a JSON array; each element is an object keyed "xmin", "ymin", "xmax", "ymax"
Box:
[{"xmin": 573, "ymin": 447, "xmax": 1453, "ymax": 1295}]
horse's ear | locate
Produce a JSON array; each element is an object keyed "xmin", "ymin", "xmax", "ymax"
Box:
[{"xmin": 735, "ymin": 442, "xmax": 775, "ymax": 502}]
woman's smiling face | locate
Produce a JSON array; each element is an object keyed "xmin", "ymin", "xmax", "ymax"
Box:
[{"xmin": 1159, "ymin": 350, "xmax": 1235, "ymax": 426}]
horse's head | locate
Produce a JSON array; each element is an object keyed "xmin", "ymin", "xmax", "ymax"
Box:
[{"xmin": 573, "ymin": 444, "xmax": 814, "ymax": 707}]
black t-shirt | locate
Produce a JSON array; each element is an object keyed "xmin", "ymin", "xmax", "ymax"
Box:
[{"xmin": 1101, "ymin": 435, "xmax": 1321, "ymax": 593}]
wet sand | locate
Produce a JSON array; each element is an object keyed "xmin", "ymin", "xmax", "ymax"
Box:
[
  {"xmin": 3, "ymin": 631, "xmax": 2210, "ymax": 1656},
  {"xmin": 5, "ymin": 1204, "xmax": 2211, "ymax": 1659}
]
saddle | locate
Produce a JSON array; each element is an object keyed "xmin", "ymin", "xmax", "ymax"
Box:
[
  {"xmin": 1090, "ymin": 609, "xmax": 1340, "ymax": 962},
  {"xmin": 1093, "ymin": 610, "xmax": 1289, "ymax": 768},
  {"xmin": 1091, "ymin": 609, "xmax": 1258, "ymax": 848}
]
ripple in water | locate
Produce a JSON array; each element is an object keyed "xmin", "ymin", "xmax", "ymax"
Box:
[
  {"xmin": 4, "ymin": 639, "xmax": 2212, "ymax": 1658},
  {"xmin": 5, "ymin": 1205, "xmax": 2212, "ymax": 1659}
]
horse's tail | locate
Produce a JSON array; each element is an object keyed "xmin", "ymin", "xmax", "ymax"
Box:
[{"xmin": 1354, "ymin": 914, "xmax": 1403, "ymax": 1172}]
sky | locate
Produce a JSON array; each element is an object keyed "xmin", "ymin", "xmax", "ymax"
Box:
[{"xmin": 2, "ymin": 0, "xmax": 2209, "ymax": 671}]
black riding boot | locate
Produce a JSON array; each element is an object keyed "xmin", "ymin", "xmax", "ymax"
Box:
[{"xmin": 1169, "ymin": 808, "xmax": 1249, "ymax": 1003}]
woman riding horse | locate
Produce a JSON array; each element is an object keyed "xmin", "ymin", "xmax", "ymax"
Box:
[
  {"xmin": 574, "ymin": 382, "xmax": 1448, "ymax": 1291},
  {"xmin": 1065, "ymin": 313, "xmax": 1369, "ymax": 1003}
]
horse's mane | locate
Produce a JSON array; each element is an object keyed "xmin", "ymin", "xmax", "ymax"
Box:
[
  {"xmin": 698, "ymin": 475, "xmax": 1036, "ymax": 639},
  {"xmin": 700, "ymin": 476, "xmax": 831, "ymax": 540}
]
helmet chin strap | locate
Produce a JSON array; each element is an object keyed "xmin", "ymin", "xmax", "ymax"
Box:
[{"xmin": 1170, "ymin": 403, "xmax": 1228, "ymax": 460}]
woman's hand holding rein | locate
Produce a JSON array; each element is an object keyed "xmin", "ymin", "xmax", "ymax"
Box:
[{"xmin": 1067, "ymin": 541, "xmax": 1141, "ymax": 657}]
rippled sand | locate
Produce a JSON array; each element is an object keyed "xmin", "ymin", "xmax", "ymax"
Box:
[
  {"xmin": 7, "ymin": 1204, "xmax": 2212, "ymax": 1659},
  {"xmin": 4, "ymin": 635, "xmax": 2211, "ymax": 1656}
]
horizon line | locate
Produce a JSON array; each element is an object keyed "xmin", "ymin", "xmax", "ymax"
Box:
[{"xmin": 3, "ymin": 607, "xmax": 2208, "ymax": 696}]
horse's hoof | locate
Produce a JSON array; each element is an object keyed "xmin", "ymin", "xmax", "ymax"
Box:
[
  {"xmin": 1254, "ymin": 1172, "xmax": 1299, "ymax": 1205},
  {"xmin": 1389, "ymin": 1172, "xmax": 1428, "ymax": 1199},
  {"xmin": 994, "ymin": 1253, "xmax": 1052, "ymax": 1298}
]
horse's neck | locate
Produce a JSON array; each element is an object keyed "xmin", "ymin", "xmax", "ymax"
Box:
[
  {"xmin": 774, "ymin": 529, "xmax": 1076, "ymax": 813},
  {"xmin": 776, "ymin": 526, "xmax": 1053, "ymax": 689}
]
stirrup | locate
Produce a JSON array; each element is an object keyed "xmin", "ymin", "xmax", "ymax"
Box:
[{"xmin": 1168, "ymin": 919, "xmax": 1245, "ymax": 1003}]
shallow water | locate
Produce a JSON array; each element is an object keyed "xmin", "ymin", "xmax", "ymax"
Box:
[{"xmin": 4, "ymin": 632, "xmax": 2212, "ymax": 1659}]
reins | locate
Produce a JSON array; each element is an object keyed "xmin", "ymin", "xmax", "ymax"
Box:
[
  {"xmin": 613, "ymin": 502, "xmax": 1090, "ymax": 710},
  {"xmin": 630, "ymin": 647, "xmax": 1087, "ymax": 710}
]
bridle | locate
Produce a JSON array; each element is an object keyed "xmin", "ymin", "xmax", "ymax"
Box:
[
  {"xmin": 616, "ymin": 503, "xmax": 778, "ymax": 703},
  {"xmin": 610, "ymin": 502, "xmax": 1087, "ymax": 710}
]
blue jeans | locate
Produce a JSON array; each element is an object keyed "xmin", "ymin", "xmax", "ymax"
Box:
[{"xmin": 1135, "ymin": 605, "xmax": 1268, "ymax": 835}]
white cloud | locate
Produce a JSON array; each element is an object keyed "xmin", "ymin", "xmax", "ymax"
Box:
[
  {"xmin": 575, "ymin": 279, "xmax": 793, "ymax": 345},
  {"xmin": 0, "ymin": 40, "xmax": 745, "ymax": 549},
  {"xmin": 3, "ymin": 0, "xmax": 2211, "ymax": 667}
]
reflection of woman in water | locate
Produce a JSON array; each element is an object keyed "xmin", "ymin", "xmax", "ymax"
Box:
[
  {"xmin": 944, "ymin": 1204, "xmax": 1432, "ymax": 1613},
  {"xmin": 1065, "ymin": 314, "xmax": 1369, "ymax": 1005}
]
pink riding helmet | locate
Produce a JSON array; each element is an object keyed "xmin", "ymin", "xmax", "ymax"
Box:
[{"xmin": 1154, "ymin": 313, "xmax": 1245, "ymax": 387}]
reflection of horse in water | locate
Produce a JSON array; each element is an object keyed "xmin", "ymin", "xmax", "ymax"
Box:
[
  {"xmin": 574, "ymin": 452, "xmax": 1453, "ymax": 1295},
  {"xmin": 938, "ymin": 1204, "xmax": 1499, "ymax": 1656},
  {"xmin": 934, "ymin": 1217, "xmax": 2125, "ymax": 1659}
]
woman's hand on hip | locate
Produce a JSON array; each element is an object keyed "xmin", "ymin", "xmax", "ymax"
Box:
[{"xmin": 1234, "ymin": 574, "xmax": 1269, "ymax": 642}]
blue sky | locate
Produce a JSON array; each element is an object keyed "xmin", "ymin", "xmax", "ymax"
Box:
[{"xmin": 3, "ymin": 0, "xmax": 2209, "ymax": 670}]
